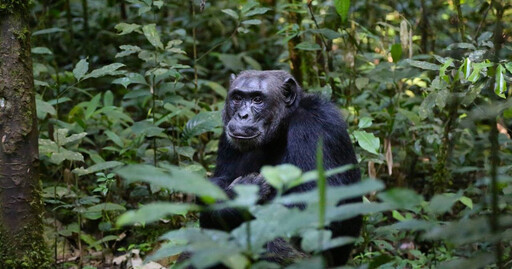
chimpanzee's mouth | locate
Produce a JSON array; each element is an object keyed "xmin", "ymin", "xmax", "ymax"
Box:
[{"xmin": 227, "ymin": 131, "xmax": 261, "ymax": 140}]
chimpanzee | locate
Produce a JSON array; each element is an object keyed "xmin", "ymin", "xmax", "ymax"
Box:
[{"xmin": 199, "ymin": 70, "xmax": 361, "ymax": 267}]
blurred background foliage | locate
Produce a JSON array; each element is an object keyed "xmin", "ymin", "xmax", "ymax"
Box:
[{"xmin": 28, "ymin": 0, "xmax": 512, "ymax": 268}]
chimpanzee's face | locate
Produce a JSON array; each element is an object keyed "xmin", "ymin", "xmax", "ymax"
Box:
[{"xmin": 223, "ymin": 71, "xmax": 301, "ymax": 151}]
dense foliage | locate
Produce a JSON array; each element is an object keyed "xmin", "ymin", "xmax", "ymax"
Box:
[{"xmin": 26, "ymin": 0, "xmax": 512, "ymax": 268}]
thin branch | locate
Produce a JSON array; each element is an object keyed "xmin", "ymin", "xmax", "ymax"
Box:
[
  {"xmin": 453, "ymin": 0, "xmax": 466, "ymax": 42},
  {"xmin": 473, "ymin": 0, "xmax": 493, "ymax": 40}
]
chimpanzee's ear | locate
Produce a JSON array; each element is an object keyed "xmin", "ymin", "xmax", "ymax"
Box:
[
  {"xmin": 282, "ymin": 77, "xmax": 299, "ymax": 106},
  {"xmin": 230, "ymin": 73, "xmax": 237, "ymax": 83}
]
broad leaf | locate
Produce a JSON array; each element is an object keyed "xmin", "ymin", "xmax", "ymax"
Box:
[
  {"xmin": 334, "ymin": 0, "xmax": 351, "ymax": 23},
  {"xmin": 116, "ymin": 164, "xmax": 227, "ymax": 200},
  {"xmin": 406, "ymin": 59, "xmax": 440, "ymax": 71},
  {"xmin": 221, "ymin": 9, "xmax": 239, "ymax": 20},
  {"xmin": 142, "ymin": 24, "xmax": 164, "ymax": 49},
  {"xmin": 117, "ymin": 202, "xmax": 199, "ymax": 226},
  {"xmin": 83, "ymin": 63, "xmax": 125, "ymax": 80},
  {"xmin": 183, "ymin": 111, "xmax": 222, "ymax": 139},
  {"xmin": 73, "ymin": 58, "xmax": 89, "ymax": 81},
  {"xmin": 353, "ymin": 130, "xmax": 380, "ymax": 155},
  {"xmin": 73, "ymin": 161, "xmax": 124, "ymax": 176}
]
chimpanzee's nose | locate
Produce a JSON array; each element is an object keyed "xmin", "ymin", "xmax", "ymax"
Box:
[{"xmin": 237, "ymin": 111, "xmax": 249, "ymax": 120}]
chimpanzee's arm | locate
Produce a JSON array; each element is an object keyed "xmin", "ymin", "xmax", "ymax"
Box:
[{"xmin": 199, "ymin": 134, "xmax": 257, "ymax": 231}]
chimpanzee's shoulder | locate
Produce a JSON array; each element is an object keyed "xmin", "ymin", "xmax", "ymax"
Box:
[{"xmin": 293, "ymin": 94, "xmax": 346, "ymax": 129}]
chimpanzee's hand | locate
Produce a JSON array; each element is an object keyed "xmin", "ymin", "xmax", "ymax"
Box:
[{"xmin": 227, "ymin": 173, "xmax": 274, "ymax": 203}]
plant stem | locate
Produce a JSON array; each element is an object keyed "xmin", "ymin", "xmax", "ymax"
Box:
[
  {"xmin": 489, "ymin": 117, "xmax": 502, "ymax": 268},
  {"xmin": 490, "ymin": 2, "xmax": 504, "ymax": 267},
  {"xmin": 453, "ymin": 0, "xmax": 465, "ymax": 42},
  {"xmin": 190, "ymin": 0, "xmax": 198, "ymax": 93}
]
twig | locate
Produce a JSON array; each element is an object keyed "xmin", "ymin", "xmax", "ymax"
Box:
[
  {"xmin": 190, "ymin": 0, "xmax": 199, "ymax": 92},
  {"xmin": 306, "ymin": 1, "xmax": 330, "ymax": 77},
  {"xmin": 473, "ymin": 0, "xmax": 493, "ymax": 40},
  {"xmin": 453, "ymin": 0, "xmax": 466, "ymax": 42}
]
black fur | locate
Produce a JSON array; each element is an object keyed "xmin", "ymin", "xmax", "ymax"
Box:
[{"xmin": 200, "ymin": 70, "xmax": 361, "ymax": 267}]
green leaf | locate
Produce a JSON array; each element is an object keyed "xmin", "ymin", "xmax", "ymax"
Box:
[
  {"xmin": 424, "ymin": 216, "xmax": 512, "ymax": 246},
  {"xmin": 105, "ymin": 130, "xmax": 124, "ymax": 147},
  {"xmin": 73, "ymin": 58, "xmax": 89, "ymax": 81},
  {"xmin": 183, "ymin": 111, "xmax": 222, "ymax": 139},
  {"xmin": 241, "ymin": 1, "xmax": 259, "ymax": 14},
  {"xmin": 419, "ymin": 92, "xmax": 437, "ymax": 119},
  {"xmin": 142, "ymin": 24, "xmax": 164, "ymax": 49},
  {"xmin": 406, "ymin": 59, "xmax": 440, "ymax": 71},
  {"xmin": 245, "ymin": 7, "xmax": 270, "ymax": 17},
  {"xmin": 104, "ymin": 90, "xmax": 114, "ymax": 106},
  {"xmin": 390, "ymin": 44, "xmax": 402, "ymax": 63},
  {"xmin": 83, "ymin": 63, "xmax": 125, "ymax": 80},
  {"xmin": 435, "ymin": 89, "xmax": 449, "ymax": 109},
  {"xmin": 221, "ymin": 9, "xmax": 239, "ymax": 20},
  {"xmin": 358, "ymin": 117, "xmax": 373, "ymax": 128},
  {"xmin": 392, "ymin": 210, "xmax": 405, "ymax": 221},
  {"xmin": 277, "ymin": 178, "xmax": 385, "ymax": 205},
  {"xmin": 73, "ymin": 161, "xmax": 124, "ymax": 176},
  {"xmin": 353, "ymin": 130, "xmax": 380, "ymax": 155},
  {"xmin": 355, "ymin": 77, "xmax": 369, "ymax": 90},
  {"xmin": 286, "ymin": 257, "xmax": 324, "ymax": 269},
  {"xmin": 114, "ymin": 23, "xmax": 141, "ymax": 35},
  {"xmin": 31, "ymin": 47, "xmax": 53, "ymax": 55},
  {"xmin": 203, "ymin": 81, "xmax": 227, "ymax": 98},
  {"xmin": 309, "ymin": 28, "xmax": 341, "ymax": 40},
  {"xmin": 377, "ymin": 188, "xmax": 423, "ymax": 210},
  {"xmin": 87, "ymin": 202, "xmax": 126, "ymax": 213},
  {"xmin": 85, "ymin": 94, "xmax": 101, "ymax": 120},
  {"xmin": 32, "ymin": 27, "xmax": 65, "ymax": 36},
  {"xmin": 397, "ymin": 108, "xmax": 420, "ymax": 125},
  {"xmin": 495, "ymin": 64, "xmax": 507, "ymax": 98},
  {"xmin": 458, "ymin": 196, "xmax": 473, "ymax": 209},
  {"xmin": 242, "ymin": 55, "xmax": 262, "ymax": 70},
  {"xmin": 462, "ymin": 58, "xmax": 471, "ymax": 80},
  {"xmin": 439, "ymin": 57, "xmax": 454, "ymax": 82},
  {"xmin": 428, "ymin": 193, "xmax": 461, "ymax": 215},
  {"xmin": 89, "ymin": 235, "xmax": 119, "ymax": 248},
  {"xmin": 112, "ymin": 72, "xmax": 147, "ymax": 88},
  {"xmin": 153, "ymin": 0, "xmax": 163, "ymax": 9},
  {"xmin": 295, "ymin": 41, "xmax": 321, "ymax": 51},
  {"xmin": 39, "ymin": 138, "xmax": 85, "ymax": 164},
  {"xmin": 505, "ymin": 62, "xmax": 512, "ymax": 74},
  {"xmin": 115, "ymin": 45, "xmax": 141, "ymax": 58},
  {"xmin": 117, "ymin": 202, "xmax": 199, "ymax": 226},
  {"xmin": 218, "ymin": 54, "xmax": 244, "ymax": 71},
  {"xmin": 334, "ymin": 0, "xmax": 351, "ymax": 23},
  {"xmin": 36, "ymin": 99, "xmax": 56, "ymax": 118},
  {"xmin": 241, "ymin": 19, "xmax": 262, "ymax": 25},
  {"xmin": 54, "ymin": 129, "xmax": 87, "ymax": 145},
  {"xmin": 116, "ymin": 164, "xmax": 228, "ymax": 200},
  {"xmin": 261, "ymin": 164, "xmax": 302, "ymax": 190}
]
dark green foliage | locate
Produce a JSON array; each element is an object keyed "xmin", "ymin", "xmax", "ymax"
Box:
[{"xmin": 26, "ymin": 0, "xmax": 512, "ymax": 268}]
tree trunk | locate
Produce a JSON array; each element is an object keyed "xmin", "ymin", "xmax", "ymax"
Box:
[{"xmin": 0, "ymin": 4, "xmax": 51, "ymax": 268}]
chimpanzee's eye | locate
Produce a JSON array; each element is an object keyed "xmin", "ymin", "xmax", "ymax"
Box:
[
  {"xmin": 232, "ymin": 95, "xmax": 242, "ymax": 103},
  {"xmin": 252, "ymin": 96, "xmax": 263, "ymax": 104}
]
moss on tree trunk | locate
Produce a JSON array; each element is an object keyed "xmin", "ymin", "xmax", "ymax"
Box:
[{"xmin": 0, "ymin": 4, "xmax": 51, "ymax": 268}]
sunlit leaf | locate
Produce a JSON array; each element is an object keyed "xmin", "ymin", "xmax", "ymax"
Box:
[
  {"xmin": 114, "ymin": 23, "xmax": 141, "ymax": 35},
  {"xmin": 221, "ymin": 9, "xmax": 239, "ymax": 19},
  {"xmin": 353, "ymin": 130, "xmax": 380, "ymax": 155},
  {"xmin": 142, "ymin": 24, "xmax": 164, "ymax": 49},
  {"xmin": 73, "ymin": 58, "xmax": 89, "ymax": 81},
  {"xmin": 334, "ymin": 0, "xmax": 351, "ymax": 23}
]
